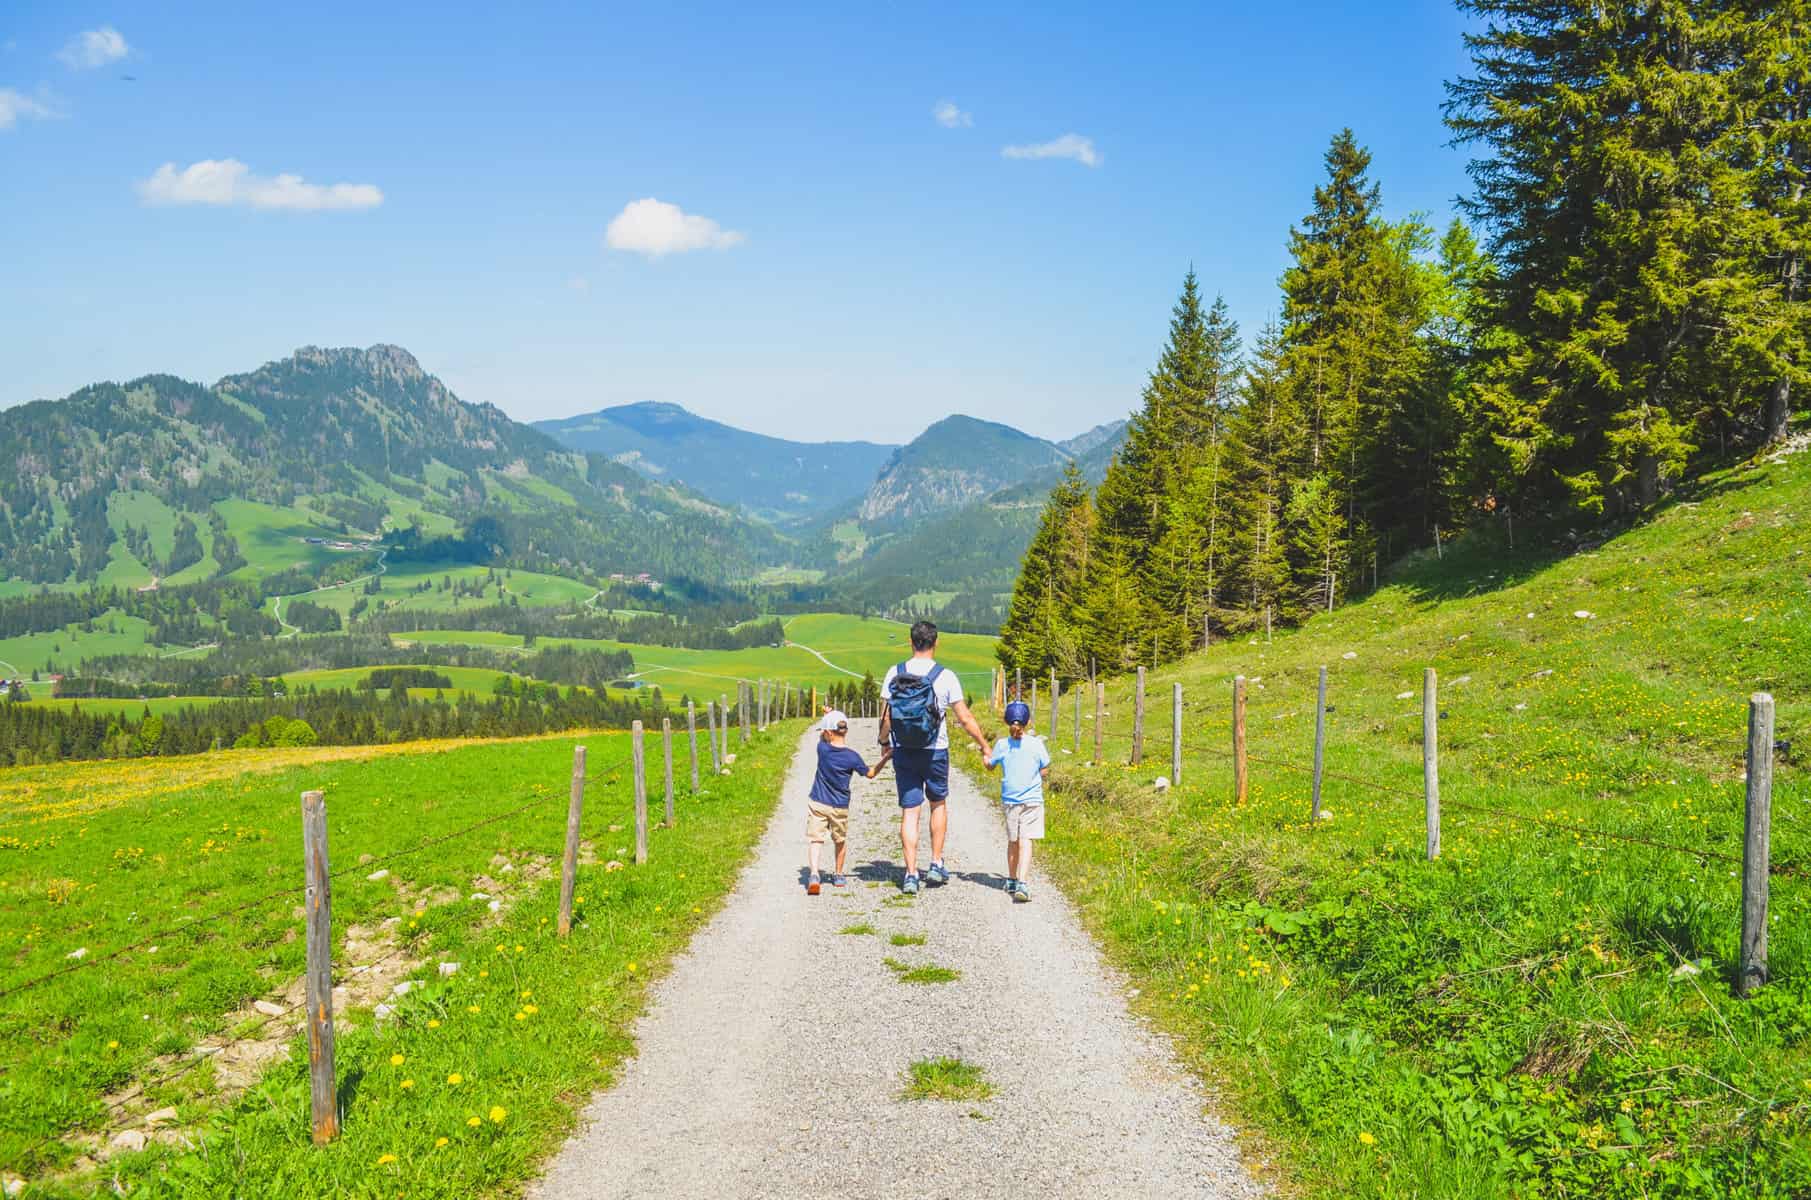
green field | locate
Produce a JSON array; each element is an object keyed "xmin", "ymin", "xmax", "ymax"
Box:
[
  {"xmin": 973, "ymin": 445, "xmax": 1811, "ymax": 1198},
  {"xmin": 0, "ymin": 615, "xmax": 174, "ymax": 678},
  {"xmin": 30, "ymin": 696, "xmax": 233, "ymax": 719},
  {"xmin": 395, "ymin": 613, "xmax": 998, "ymax": 700},
  {"xmin": 298, "ymin": 563, "xmax": 597, "ymax": 619},
  {"xmin": 0, "ymin": 725, "xmax": 799, "ymax": 1195},
  {"xmin": 285, "ymin": 666, "xmax": 517, "ymax": 695}
]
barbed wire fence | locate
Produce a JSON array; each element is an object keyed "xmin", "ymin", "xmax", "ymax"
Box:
[
  {"xmin": 3, "ymin": 676, "xmax": 812, "ymax": 1171},
  {"xmin": 985, "ymin": 663, "xmax": 1791, "ymax": 999}
]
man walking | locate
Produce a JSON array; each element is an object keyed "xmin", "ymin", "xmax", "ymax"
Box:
[{"xmin": 879, "ymin": 620, "xmax": 991, "ymax": 895}]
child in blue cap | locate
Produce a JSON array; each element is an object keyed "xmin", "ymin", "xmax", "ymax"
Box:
[{"xmin": 983, "ymin": 699, "xmax": 1050, "ymax": 902}]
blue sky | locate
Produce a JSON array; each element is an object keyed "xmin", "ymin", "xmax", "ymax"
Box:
[{"xmin": 1, "ymin": 2, "xmax": 1476, "ymax": 444}]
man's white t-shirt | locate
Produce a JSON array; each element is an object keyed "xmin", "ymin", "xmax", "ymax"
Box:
[{"xmin": 880, "ymin": 658, "xmax": 965, "ymax": 751}]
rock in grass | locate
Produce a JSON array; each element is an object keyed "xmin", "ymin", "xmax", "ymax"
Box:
[
  {"xmin": 252, "ymin": 1000, "xmax": 285, "ymax": 1017},
  {"xmin": 1342, "ymin": 651, "xmax": 1358, "ymax": 660},
  {"xmin": 109, "ymin": 1129, "xmax": 146, "ymax": 1152},
  {"xmin": 373, "ymin": 1004, "xmax": 394, "ymax": 1020},
  {"xmin": 143, "ymin": 1107, "xmax": 179, "ymax": 1128},
  {"xmin": 366, "ymin": 869, "xmax": 389, "ymax": 882},
  {"xmin": 67, "ymin": 947, "xmax": 88, "ymax": 960},
  {"xmin": 487, "ymin": 900, "xmax": 502, "ymax": 913},
  {"xmin": 1573, "ymin": 610, "xmax": 1594, "ymax": 619},
  {"xmin": 1396, "ymin": 691, "xmax": 1414, "ymax": 700},
  {"xmin": 390, "ymin": 981, "xmax": 414, "ymax": 999},
  {"xmin": 1671, "ymin": 961, "xmax": 1703, "ymax": 980},
  {"xmin": 1154, "ymin": 777, "xmax": 1171, "ymax": 792},
  {"xmin": 438, "ymin": 962, "xmax": 460, "ymax": 977}
]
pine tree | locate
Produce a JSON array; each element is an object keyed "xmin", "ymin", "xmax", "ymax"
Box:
[
  {"xmin": 1224, "ymin": 324, "xmax": 1298, "ymax": 626},
  {"xmin": 996, "ymin": 464, "xmax": 1093, "ymax": 678}
]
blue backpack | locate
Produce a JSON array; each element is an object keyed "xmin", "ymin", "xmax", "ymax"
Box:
[{"xmin": 887, "ymin": 662, "xmax": 945, "ymax": 749}]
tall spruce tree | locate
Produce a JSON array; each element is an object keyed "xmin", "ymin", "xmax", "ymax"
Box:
[
  {"xmin": 995, "ymin": 463, "xmax": 1093, "ymax": 679},
  {"xmin": 1449, "ymin": 1, "xmax": 1781, "ymax": 514}
]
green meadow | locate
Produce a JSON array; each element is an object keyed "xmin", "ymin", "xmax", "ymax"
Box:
[
  {"xmin": 0, "ymin": 723, "xmax": 799, "ymax": 1196},
  {"xmin": 967, "ymin": 445, "xmax": 1811, "ymax": 1198}
]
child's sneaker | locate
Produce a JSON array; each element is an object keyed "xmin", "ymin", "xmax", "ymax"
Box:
[
  {"xmin": 1004, "ymin": 879, "xmax": 1019, "ymax": 896},
  {"xmin": 807, "ymin": 871, "xmax": 822, "ymax": 896},
  {"xmin": 1013, "ymin": 882, "xmax": 1031, "ymax": 903},
  {"xmin": 829, "ymin": 874, "xmax": 848, "ymax": 888},
  {"xmin": 925, "ymin": 861, "xmax": 949, "ymax": 886},
  {"xmin": 901, "ymin": 873, "xmax": 920, "ymax": 896}
]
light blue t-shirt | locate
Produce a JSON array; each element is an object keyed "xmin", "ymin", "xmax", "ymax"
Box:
[{"xmin": 988, "ymin": 734, "xmax": 1050, "ymax": 805}]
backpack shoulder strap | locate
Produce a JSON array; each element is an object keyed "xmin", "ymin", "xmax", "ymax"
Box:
[
  {"xmin": 924, "ymin": 663, "xmax": 944, "ymax": 685},
  {"xmin": 895, "ymin": 661, "xmax": 911, "ymax": 679}
]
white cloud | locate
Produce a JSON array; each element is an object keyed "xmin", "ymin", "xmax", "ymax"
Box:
[
  {"xmin": 604, "ymin": 198, "xmax": 745, "ymax": 258},
  {"xmin": 933, "ymin": 100, "xmax": 972, "ymax": 128},
  {"xmin": 0, "ymin": 88, "xmax": 54, "ymax": 130},
  {"xmin": 58, "ymin": 27, "xmax": 128, "ymax": 70},
  {"xmin": 137, "ymin": 159, "xmax": 384, "ymax": 211},
  {"xmin": 1001, "ymin": 133, "xmax": 1102, "ymax": 168}
]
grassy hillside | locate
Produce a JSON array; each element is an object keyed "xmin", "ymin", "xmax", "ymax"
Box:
[
  {"xmin": 0, "ymin": 724, "xmax": 798, "ymax": 1196},
  {"xmin": 963, "ymin": 442, "xmax": 1810, "ymax": 1198}
]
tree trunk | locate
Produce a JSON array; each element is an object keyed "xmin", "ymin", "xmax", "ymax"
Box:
[
  {"xmin": 1637, "ymin": 452, "xmax": 1660, "ymax": 509},
  {"xmin": 1768, "ymin": 374, "xmax": 1792, "ymax": 444}
]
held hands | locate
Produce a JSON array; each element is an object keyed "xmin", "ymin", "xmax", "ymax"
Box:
[{"xmin": 867, "ymin": 746, "xmax": 894, "ymax": 779}]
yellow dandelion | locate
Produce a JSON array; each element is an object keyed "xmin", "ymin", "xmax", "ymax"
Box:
[
  {"xmin": 107, "ymin": 1040, "xmax": 120, "ymax": 1049},
  {"xmin": 520, "ymin": 989, "xmax": 532, "ymax": 998},
  {"xmin": 435, "ymin": 1137, "xmax": 449, "ymax": 1148},
  {"xmin": 1359, "ymin": 1131, "xmax": 1376, "ymax": 1146},
  {"xmin": 515, "ymin": 1011, "xmax": 527, "ymax": 1021},
  {"xmin": 447, "ymin": 1073, "xmax": 463, "ymax": 1086},
  {"xmin": 626, "ymin": 962, "xmax": 638, "ymax": 973},
  {"xmin": 377, "ymin": 1153, "xmax": 397, "ymax": 1165},
  {"xmin": 390, "ymin": 1053, "xmax": 405, "ymax": 1066},
  {"xmin": 401, "ymin": 1078, "xmax": 414, "ymax": 1089},
  {"xmin": 489, "ymin": 1106, "xmax": 507, "ymax": 1124},
  {"xmin": 468, "ymin": 1004, "xmax": 481, "ymax": 1013},
  {"xmin": 523, "ymin": 1004, "xmax": 538, "ymax": 1014},
  {"xmin": 467, "ymin": 1116, "xmax": 482, "ymax": 1127},
  {"xmin": 427, "ymin": 1019, "xmax": 441, "ymax": 1029}
]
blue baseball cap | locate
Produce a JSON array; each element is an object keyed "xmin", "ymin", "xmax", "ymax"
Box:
[{"xmin": 1004, "ymin": 701, "xmax": 1031, "ymax": 725}]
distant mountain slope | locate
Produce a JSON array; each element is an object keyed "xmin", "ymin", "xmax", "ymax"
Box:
[
  {"xmin": 0, "ymin": 346, "xmax": 787, "ymax": 586},
  {"xmin": 1056, "ymin": 419, "xmax": 1128, "ymax": 459},
  {"xmin": 536, "ymin": 402, "xmax": 896, "ymax": 525},
  {"xmin": 858, "ymin": 415, "xmax": 1070, "ymax": 524}
]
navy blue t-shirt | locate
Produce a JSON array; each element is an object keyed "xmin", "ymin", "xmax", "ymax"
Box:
[{"xmin": 810, "ymin": 741, "xmax": 869, "ymax": 809}]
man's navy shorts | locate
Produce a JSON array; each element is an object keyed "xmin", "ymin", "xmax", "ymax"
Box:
[{"xmin": 891, "ymin": 748, "xmax": 949, "ymax": 809}]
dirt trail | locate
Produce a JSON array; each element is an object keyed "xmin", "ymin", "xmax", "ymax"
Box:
[{"xmin": 532, "ymin": 719, "xmax": 1263, "ymax": 1199}]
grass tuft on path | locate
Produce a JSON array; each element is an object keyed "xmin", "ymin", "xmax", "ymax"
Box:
[
  {"xmin": 882, "ymin": 958, "xmax": 959, "ymax": 985},
  {"xmin": 838, "ymin": 923, "xmax": 877, "ymax": 936},
  {"xmin": 902, "ymin": 1057, "xmax": 994, "ymax": 1102},
  {"xmin": 888, "ymin": 932, "xmax": 926, "ymax": 946}
]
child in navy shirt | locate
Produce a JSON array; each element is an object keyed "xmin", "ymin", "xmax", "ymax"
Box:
[{"xmin": 807, "ymin": 710, "xmax": 890, "ymax": 895}]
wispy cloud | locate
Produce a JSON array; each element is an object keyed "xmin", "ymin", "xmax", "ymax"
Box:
[
  {"xmin": 138, "ymin": 159, "xmax": 384, "ymax": 211},
  {"xmin": 604, "ymin": 198, "xmax": 745, "ymax": 258},
  {"xmin": 933, "ymin": 100, "xmax": 972, "ymax": 128},
  {"xmin": 1001, "ymin": 133, "xmax": 1102, "ymax": 168},
  {"xmin": 58, "ymin": 26, "xmax": 128, "ymax": 70},
  {"xmin": 0, "ymin": 87, "xmax": 55, "ymax": 130}
]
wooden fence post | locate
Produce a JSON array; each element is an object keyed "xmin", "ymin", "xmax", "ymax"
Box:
[
  {"xmin": 1132, "ymin": 666, "xmax": 1146, "ymax": 766},
  {"xmin": 1171, "ymin": 682, "xmax": 1183, "ymax": 786},
  {"xmin": 300, "ymin": 789, "xmax": 338, "ymax": 1144},
  {"xmin": 718, "ymin": 693, "xmax": 730, "ymax": 761},
  {"xmin": 1424, "ymin": 668, "xmax": 1440, "ymax": 860},
  {"xmin": 558, "ymin": 747, "xmax": 585, "ymax": 937},
  {"xmin": 1031, "ymin": 680, "xmax": 1039, "ymax": 727},
  {"xmin": 1311, "ymin": 666, "xmax": 1327, "ymax": 822},
  {"xmin": 1093, "ymin": 681, "xmax": 1104, "ymax": 767},
  {"xmin": 632, "ymin": 721, "xmax": 649, "ymax": 865},
  {"xmin": 708, "ymin": 701, "xmax": 723, "ymax": 774},
  {"xmin": 1232, "ymin": 675, "xmax": 1247, "ymax": 805},
  {"xmin": 1204, "ymin": 611, "xmax": 1211, "ymax": 649},
  {"xmin": 1741, "ymin": 692, "xmax": 1775, "ymax": 995},
  {"xmin": 1073, "ymin": 678, "xmax": 1081, "ymax": 754},
  {"xmin": 687, "ymin": 701, "xmax": 700, "ymax": 792},
  {"xmin": 661, "ymin": 718, "xmax": 675, "ymax": 827},
  {"xmin": 739, "ymin": 683, "xmax": 750, "ymax": 745}
]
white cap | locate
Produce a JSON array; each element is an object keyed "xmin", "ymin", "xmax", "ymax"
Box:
[{"xmin": 819, "ymin": 710, "xmax": 849, "ymax": 731}]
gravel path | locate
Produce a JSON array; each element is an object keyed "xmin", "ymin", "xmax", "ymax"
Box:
[{"xmin": 532, "ymin": 719, "xmax": 1263, "ymax": 1199}]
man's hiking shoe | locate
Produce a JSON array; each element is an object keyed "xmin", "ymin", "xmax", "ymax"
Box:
[
  {"xmin": 807, "ymin": 872, "xmax": 822, "ymax": 896},
  {"xmin": 1013, "ymin": 883, "xmax": 1031, "ymax": 903},
  {"xmin": 925, "ymin": 862, "xmax": 949, "ymax": 886},
  {"xmin": 1004, "ymin": 879, "xmax": 1019, "ymax": 896},
  {"xmin": 829, "ymin": 873, "xmax": 848, "ymax": 888},
  {"xmin": 902, "ymin": 874, "xmax": 920, "ymax": 896}
]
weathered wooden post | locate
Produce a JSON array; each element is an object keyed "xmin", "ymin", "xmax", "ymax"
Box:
[
  {"xmin": 1031, "ymin": 680, "xmax": 1039, "ymax": 727},
  {"xmin": 1131, "ymin": 666, "xmax": 1146, "ymax": 766},
  {"xmin": 1232, "ymin": 675, "xmax": 1247, "ymax": 805},
  {"xmin": 687, "ymin": 701, "xmax": 700, "ymax": 792},
  {"xmin": 661, "ymin": 718, "xmax": 675, "ymax": 827},
  {"xmin": 300, "ymin": 789, "xmax": 338, "ymax": 1144},
  {"xmin": 1311, "ymin": 666, "xmax": 1327, "ymax": 823},
  {"xmin": 1171, "ymin": 682, "xmax": 1182, "ymax": 786},
  {"xmin": 1073, "ymin": 678, "xmax": 1081, "ymax": 753},
  {"xmin": 632, "ymin": 721, "xmax": 649, "ymax": 865},
  {"xmin": 558, "ymin": 746, "xmax": 586, "ymax": 937},
  {"xmin": 708, "ymin": 701, "xmax": 723, "ymax": 774},
  {"xmin": 1203, "ymin": 611, "xmax": 1211, "ymax": 649},
  {"xmin": 1741, "ymin": 692, "xmax": 1775, "ymax": 996},
  {"xmin": 739, "ymin": 683, "xmax": 750, "ymax": 745},
  {"xmin": 1049, "ymin": 667, "xmax": 1059, "ymax": 732},
  {"xmin": 718, "ymin": 693, "xmax": 730, "ymax": 761},
  {"xmin": 1424, "ymin": 668, "xmax": 1440, "ymax": 860},
  {"xmin": 1093, "ymin": 681, "xmax": 1104, "ymax": 766}
]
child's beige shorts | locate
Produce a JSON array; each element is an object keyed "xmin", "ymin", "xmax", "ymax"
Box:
[
  {"xmin": 1004, "ymin": 802, "xmax": 1045, "ymax": 841},
  {"xmin": 806, "ymin": 800, "xmax": 849, "ymax": 845}
]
